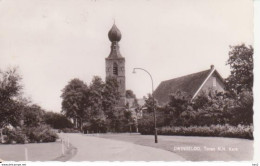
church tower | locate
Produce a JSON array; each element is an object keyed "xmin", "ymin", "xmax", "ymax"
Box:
[{"xmin": 106, "ymin": 23, "xmax": 126, "ymax": 107}]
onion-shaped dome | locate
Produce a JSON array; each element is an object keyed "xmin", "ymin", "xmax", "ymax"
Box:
[{"xmin": 108, "ymin": 24, "xmax": 122, "ymax": 42}]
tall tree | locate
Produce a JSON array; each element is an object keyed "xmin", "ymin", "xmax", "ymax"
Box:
[
  {"xmin": 226, "ymin": 44, "xmax": 253, "ymax": 95},
  {"xmin": 0, "ymin": 68, "xmax": 23, "ymax": 128},
  {"xmin": 23, "ymin": 104, "xmax": 45, "ymax": 127},
  {"xmin": 61, "ymin": 78, "xmax": 89, "ymax": 130},
  {"xmin": 102, "ymin": 77, "xmax": 120, "ymax": 118},
  {"xmin": 88, "ymin": 76, "xmax": 107, "ymax": 132}
]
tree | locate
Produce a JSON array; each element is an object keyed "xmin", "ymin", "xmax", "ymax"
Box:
[
  {"xmin": 102, "ymin": 77, "xmax": 121, "ymax": 131},
  {"xmin": 162, "ymin": 91, "xmax": 191, "ymax": 126},
  {"xmin": 225, "ymin": 44, "xmax": 254, "ymax": 125},
  {"xmin": 23, "ymin": 104, "xmax": 45, "ymax": 127},
  {"xmin": 229, "ymin": 91, "xmax": 253, "ymax": 125},
  {"xmin": 44, "ymin": 112, "xmax": 73, "ymax": 129},
  {"xmin": 226, "ymin": 44, "xmax": 253, "ymax": 95},
  {"xmin": 88, "ymin": 76, "xmax": 107, "ymax": 132},
  {"xmin": 0, "ymin": 68, "xmax": 23, "ymax": 128},
  {"xmin": 61, "ymin": 78, "xmax": 89, "ymax": 130},
  {"xmin": 102, "ymin": 77, "xmax": 120, "ymax": 117},
  {"xmin": 126, "ymin": 90, "xmax": 136, "ymax": 98},
  {"xmin": 143, "ymin": 94, "xmax": 158, "ymax": 113}
]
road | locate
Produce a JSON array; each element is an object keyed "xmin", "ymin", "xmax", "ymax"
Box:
[
  {"xmin": 98, "ymin": 133, "xmax": 254, "ymax": 161},
  {"xmin": 59, "ymin": 133, "xmax": 253, "ymax": 161},
  {"xmin": 59, "ymin": 133, "xmax": 185, "ymax": 161}
]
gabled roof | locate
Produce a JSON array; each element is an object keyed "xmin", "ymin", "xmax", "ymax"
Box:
[{"xmin": 153, "ymin": 66, "xmax": 224, "ymax": 105}]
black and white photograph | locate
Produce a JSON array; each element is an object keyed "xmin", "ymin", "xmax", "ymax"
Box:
[{"xmin": 0, "ymin": 0, "xmax": 258, "ymax": 163}]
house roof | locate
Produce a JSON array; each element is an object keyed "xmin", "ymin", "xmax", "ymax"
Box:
[{"xmin": 153, "ymin": 66, "xmax": 224, "ymax": 105}]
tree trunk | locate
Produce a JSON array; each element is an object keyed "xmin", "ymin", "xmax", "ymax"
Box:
[
  {"xmin": 80, "ymin": 118, "xmax": 83, "ymax": 132},
  {"xmin": 0, "ymin": 129, "xmax": 3, "ymax": 143}
]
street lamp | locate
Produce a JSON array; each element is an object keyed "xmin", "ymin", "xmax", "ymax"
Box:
[{"xmin": 132, "ymin": 68, "xmax": 158, "ymax": 143}]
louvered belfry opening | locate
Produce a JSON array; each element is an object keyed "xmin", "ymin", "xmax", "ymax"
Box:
[{"xmin": 113, "ymin": 62, "xmax": 118, "ymax": 75}]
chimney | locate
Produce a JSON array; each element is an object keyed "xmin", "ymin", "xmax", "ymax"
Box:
[{"xmin": 210, "ymin": 65, "xmax": 215, "ymax": 70}]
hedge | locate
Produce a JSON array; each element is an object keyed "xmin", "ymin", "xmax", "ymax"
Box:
[
  {"xmin": 2, "ymin": 125, "xmax": 58, "ymax": 144},
  {"xmin": 141, "ymin": 124, "xmax": 253, "ymax": 139}
]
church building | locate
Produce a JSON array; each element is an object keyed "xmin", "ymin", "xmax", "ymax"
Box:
[
  {"xmin": 105, "ymin": 24, "xmax": 126, "ymax": 107},
  {"xmin": 153, "ymin": 65, "xmax": 225, "ymax": 105}
]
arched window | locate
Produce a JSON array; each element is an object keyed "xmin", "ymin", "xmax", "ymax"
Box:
[{"xmin": 113, "ymin": 63, "xmax": 118, "ymax": 75}]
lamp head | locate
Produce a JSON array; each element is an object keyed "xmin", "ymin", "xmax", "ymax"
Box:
[{"xmin": 132, "ymin": 68, "xmax": 136, "ymax": 74}]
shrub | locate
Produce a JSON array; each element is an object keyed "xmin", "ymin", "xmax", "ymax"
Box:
[
  {"xmin": 61, "ymin": 128, "xmax": 80, "ymax": 133},
  {"xmin": 138, "ymin": 110, "xmax": 166, "ymax": 135},
  {"xmin": 145, "ymin": 124, "xmax": 253, "ymax": 139},
  {"xmin": 24, "ymin": 125, "xmax": 58, "ymax": 143},
  {"xmin": 3, "ymin": 127, "xmax": 28, "ymax": 144}
]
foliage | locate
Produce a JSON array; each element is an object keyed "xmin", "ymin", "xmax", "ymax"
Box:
[
  {"xmin": 163, "ymin": 91, "xmax": 192, "ymax": 126},
  {"xmin": 61, "ymin": 128, "xmax": 80, "ymax": 133},
  {"xmin": 61, "ymin": 78, "xmax": 90, "ymax": 130},
  {"xmin": 101, "ymin": 77, "xmax": 120, "ymax": 128},
  {"xmin": 226, "ymin": 44, "xmax": 253, "ymax": 95},
  {"xmin": 24, "ymin": 125, "xmax": 58, "ymax": 143},
  {"xmin": 23, "ymin": 104, "xmax": 45, "ymax": 127},
  {"xmin": 138, "ymin": 108, "xmax": 165, "ymax": 135},
  {"xmin": 61, "ymin": 76, "xmax": 124, "ymax": 133},
  {"xmin": 0, "ymin": 67, "xmax": 59, "ymax": 144},
  {"xmin": 2, "ymin": 125, "xmax": 58, "ymax": 144},
  {"xmin": 156, "ymin": 124, "xmax": 253, "ymax": 139},
  {"xmin": 190, "ymin": 91, "xmax": 231, "ymax": 126},
  {"xmin": 3, "ymin": 127, "xmax": 27, "ymax": 144},
  {"xmin": 228, "ymin": 90, "xmax": 253, "ymax": 125},
  {"xmin": 44, "ymin": 112, "xmax": 73, "ymax": 129},
  {"xmin": 0, "ymin": 68, "xmax": 23, "ymax": 128},
  {"xmin": 155, "ymin": 88, "xmax": 253, "ymax": 127},
  {"xmin": 126, "ymin": 90, "xmax": 136, "ymax": 98},
  {"xmin": 143, "ymin": 94, "xmax": 158, "ymax": 113}
]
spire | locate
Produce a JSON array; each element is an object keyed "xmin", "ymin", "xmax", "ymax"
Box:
[{"xmin": 107, "ymin": 23, "xmax": 123, "ymax": 59}]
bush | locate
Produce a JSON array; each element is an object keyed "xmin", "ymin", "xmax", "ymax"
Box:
[
  {"xmin": 61, "ymin": 128, "xmax": 80, "ymax": 133},
  {"xmin": 3, "ymin": 128, "xmax": 28, "ymax": 144},
  {"xmin": 140, "ymin": 124, "xmax": 253, "ymax": 139},
  {"xmin": 138, "ymin": 110, "xmax": 166, "ymax": 135},
  {"xmin": 24, "ymin": 125, "xmax": 58, "ymax": 143}
]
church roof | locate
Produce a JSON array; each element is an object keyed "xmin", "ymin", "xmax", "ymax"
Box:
[{"xmin": 153, "ymin": 66, "xmax": 224, "ymax": 105}]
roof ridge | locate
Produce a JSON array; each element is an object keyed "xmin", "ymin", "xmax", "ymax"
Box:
[{"xmin": 161, "ymin": 69, "xmax": 211, "ymax": 84}]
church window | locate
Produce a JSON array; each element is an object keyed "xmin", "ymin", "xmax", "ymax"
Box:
[
  {"xmin": 213, "ymin": 77, "xmax": 216, "ymax": 87},
  {"xmin": 113, "ymin": 63, "xmax": 118, "ymax": 75}
]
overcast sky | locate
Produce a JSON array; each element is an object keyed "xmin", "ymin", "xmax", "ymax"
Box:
[{"xmin": 0, "ymin": 0, "xmax": 253, "ymax": 112}]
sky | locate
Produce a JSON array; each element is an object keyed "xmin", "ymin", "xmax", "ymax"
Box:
[{"xmin": 0, "ymin": 0, "xmax": 254, "ymax": 112}]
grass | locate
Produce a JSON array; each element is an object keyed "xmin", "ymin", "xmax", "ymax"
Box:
[{"xmin": 0, "ymin": 141, "xmax": 63, "ymax": 161}]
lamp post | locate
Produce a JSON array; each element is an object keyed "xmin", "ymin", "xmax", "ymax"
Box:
[{"xmin": 133, "ymin": 68, "xmax": 158, "ymax": 143}]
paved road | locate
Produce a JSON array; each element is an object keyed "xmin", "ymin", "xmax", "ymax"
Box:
[
  {"xmin": 59, "ymin": 133, "xmax": 185, "ymax": 161},
  {"xmin": 97, "ymin": 133, "xmax": 254, "ymax": 161}
]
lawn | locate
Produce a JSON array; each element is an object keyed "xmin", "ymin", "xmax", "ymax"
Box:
[
  {"xmin": 93, "ymin": 133, "xmax": 253, "ymax": 161},
  {"xmin": 0, "ymin": 141, "xmax": 63, "ymax": 161}
]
